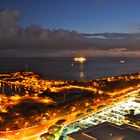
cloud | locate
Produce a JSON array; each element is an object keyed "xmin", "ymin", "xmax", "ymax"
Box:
[
  {"xmin": 130, "ymin": 22, "xmax": 140, "ymax": 31},
  {"xmin": 0, "ymin": 9, "xmax": 21, "ymax": 42},
  {"xmin": 83, "ymin": 32, "xmax": 140, "ymax": 39},
  {"xmin": 109, "ymin": 48, "xmax": 128, "ymax": 51},
  {"xmin": 83, "ymin": 33, "xmax": 140, "ymax": 51},
  {"xmin": 0, "ymin": 9, "xmax": 140, "ymax": 57},
  {"xmin": 0, "ymin": 9, "xmax": 91, "ymax": 51}
]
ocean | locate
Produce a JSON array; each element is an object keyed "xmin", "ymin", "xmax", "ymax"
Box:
[{"xmin": 0, "ymin": 57, "xmax": 140, "ymax": 80}]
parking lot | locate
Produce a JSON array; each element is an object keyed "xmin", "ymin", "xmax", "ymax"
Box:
[{"xmin": 61, "ymin": 92, "xmax": 140, "ymax": 139}]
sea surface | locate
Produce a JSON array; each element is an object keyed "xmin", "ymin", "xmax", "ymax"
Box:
[{"xmin": 0, "ymin": 57, "xmax": 140, "ymax": 80}]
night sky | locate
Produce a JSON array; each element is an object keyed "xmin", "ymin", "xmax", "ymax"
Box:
[
  {"xmin": 0, "ymin": 0, "xmax": 140, "ymax": 57},
  {"xmin": 0, "ymin": 0, "xmax": 140, "ymax": 33}
]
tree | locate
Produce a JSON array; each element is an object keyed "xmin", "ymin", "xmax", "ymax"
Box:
[
  {"xmin": 76, "ymin": 113, "xmax": 84, "ymax": 118},
  {"xmin": 86, "ymin": 108, "xmax": 94, "ymax": 113},
  {"xmin": 97, "ymin": 105, "xmax": 106, "ymax": 110},
  {"xmin": 48, "ymin": 125, "xmax": 61, "ymax": 134},
  {"xmin": 129, "ymin": 109, "xmax": 135, "ymax": 115},
  {"xmin": 40, "ymin": 133, "xmax": 55, "ymax": 140},
  {"xmin": 55, "ymin": 119, "xmax": 66, "ymax": 126}
]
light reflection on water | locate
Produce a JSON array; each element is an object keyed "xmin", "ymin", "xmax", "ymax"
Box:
[
  {"xmin": 79, "ymin": 63, "xmax": 85, "ymax": 80},
  {"xmin": 0, "ymin": 57, "xmax": 140, "ymax": 80}
]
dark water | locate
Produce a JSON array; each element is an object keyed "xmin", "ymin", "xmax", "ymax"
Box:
[{"xmin": 0, "ymin": 57, "xmax": 140, "ymax": 80}]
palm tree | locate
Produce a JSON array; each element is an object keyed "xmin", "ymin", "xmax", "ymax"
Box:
[{"xmin": 129, "ymin": 109, "xmax": 135, "ymax": 115}]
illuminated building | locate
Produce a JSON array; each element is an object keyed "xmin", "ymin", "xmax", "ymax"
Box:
[{"xmin": 74, "ymin": 57, "xmax": 86, "ymax": 63}]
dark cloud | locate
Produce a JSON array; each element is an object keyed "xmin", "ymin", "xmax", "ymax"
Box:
[
  {"xmin": 0, "ymin": 9, "xmax": 91, "ymax": 52},
  {"xmin": 0, "ymin": 9, "xmax": 21, "ymax": 40},
  {"xmin": 83, "ymin": 32, "xmax": 140, "ymax": 39},
  {"xmin": 0, "ymin": 9, "xmax": 140, "ymax": 57},
  {"xmin": 83, "ymin": 32, "xmax": 140, "ymax": 51}
]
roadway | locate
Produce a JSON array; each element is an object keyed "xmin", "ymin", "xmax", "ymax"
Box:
[{"xmin": 0, "ymin": 88, "xmax": 140, "ymax": 140}]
